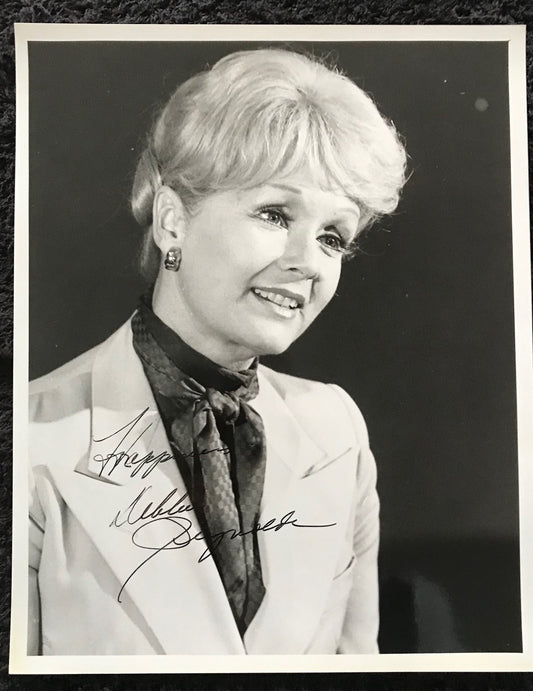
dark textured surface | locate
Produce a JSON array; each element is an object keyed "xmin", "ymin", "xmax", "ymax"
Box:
[{"xmin": 1, "ymin": 1, "xmax": 532, "ymax": 689}]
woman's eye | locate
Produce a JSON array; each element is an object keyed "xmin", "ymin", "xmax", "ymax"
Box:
[
  {"xmin": 319, "ymin": 233, "xmax": 348, "ymax": 254},
  {"xmin": 256, "ymin": 208, "xmax": 289, "ymax": 228}
]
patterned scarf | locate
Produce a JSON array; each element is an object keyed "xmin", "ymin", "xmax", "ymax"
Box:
[{"xmin": 131, "ymin": 298, "xmax": 266, "ymax": 634}]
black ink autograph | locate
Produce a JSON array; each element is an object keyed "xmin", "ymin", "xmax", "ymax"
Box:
[
  {"xmin": 92, "ymin": 408, "xmax": 228, "ymax": 480},
  {"xmin": 110, "ymin": 485, "xmax": 194, "ymax": 527},
  {"xmin": 111, "ymin": 486, "xmax": 336, "ymax": 603}
]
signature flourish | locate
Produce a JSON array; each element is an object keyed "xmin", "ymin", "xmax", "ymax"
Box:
[{"xmin": 111, "ymin": 486, "xmax": 336, "ymax": 603}]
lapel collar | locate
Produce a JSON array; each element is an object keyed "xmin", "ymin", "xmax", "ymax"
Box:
[
  {"xmin": 252, "ymin": 368, "xmax": 327, "ymax": 479},
  {"xmin": 253, "ymin": 367, "xmax": 353, "ymax": 478},
  {"xmin": 53, "ymin": 319, "xmax": 245, "ymax": 654},
  {"xmin": 76, "ymin": 316, "xmax": 162, "ymax": 485},
  {"xmin": 244, "ymin": 367, "xmax": 355, "ymax": 654}
]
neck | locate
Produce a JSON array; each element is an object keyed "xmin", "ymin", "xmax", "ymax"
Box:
[{"xmin": 151, "ymin": 273, "xmax": 255, "ymax": 371}]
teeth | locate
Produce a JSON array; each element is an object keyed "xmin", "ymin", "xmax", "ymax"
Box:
[{"xmin": 253, "ymin": 288, "xmax": 299, "ymax": 310}]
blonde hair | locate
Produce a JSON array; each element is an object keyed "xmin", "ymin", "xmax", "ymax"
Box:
[{"xmin": 131, "ymin": 48, "xmax": 407, "ymax": 281}]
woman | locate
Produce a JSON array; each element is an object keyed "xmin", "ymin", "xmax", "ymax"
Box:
[{"xmin": 28, "ymin": 47, "xmax": 407, "ymax": 655}]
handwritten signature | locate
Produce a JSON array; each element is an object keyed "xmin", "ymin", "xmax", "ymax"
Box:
[
  {"xmin": 92, "ymin": 408, "xmax": 229, "ymax": 480},
  {"xmin": 111, "ymin": 486, "xmax": 336, "ymax": 602}
]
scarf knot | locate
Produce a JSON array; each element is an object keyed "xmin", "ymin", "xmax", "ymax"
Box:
[
  {"xmin": 205, "ymin": 389, "xmax": 241, "ymax": 424},
  {"xmin": 176, "ymin": 376, "xmax": 257, "ymax": 426}
]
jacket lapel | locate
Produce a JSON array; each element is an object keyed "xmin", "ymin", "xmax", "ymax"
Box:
[
  {"xmin": 50, "ymin": 321, "xmax": 244, "ymax": 654},
  {"xmin": 244, "ymin": 369, "xmax": 355, "ymax": 654}
]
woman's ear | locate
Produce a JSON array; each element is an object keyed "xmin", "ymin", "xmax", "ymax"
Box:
[{"xmin": 152, "ymin": 185, "xmax": 187, "ymax": 254}]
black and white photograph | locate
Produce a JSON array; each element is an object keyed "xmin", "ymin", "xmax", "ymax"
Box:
[{"xmin": 10, "ymin": 23, "xmax": 533, "ymax": 673}]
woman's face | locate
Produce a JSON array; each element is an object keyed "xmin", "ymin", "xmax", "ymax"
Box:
[{"xmin": 157, "ymin": 171, "xmax": 361, "ymax": 368}]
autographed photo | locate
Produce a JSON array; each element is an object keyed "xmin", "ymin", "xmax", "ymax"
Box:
[{"xmin": 12, "ymin": 25, "xmax": 533, "ymax": 672}]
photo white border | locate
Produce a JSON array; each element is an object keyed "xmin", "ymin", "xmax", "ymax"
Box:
[{"xmin": 10, "ymin": 22, "xmax": 533, "ymax": 674}]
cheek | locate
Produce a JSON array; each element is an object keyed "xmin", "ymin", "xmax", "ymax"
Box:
[
  {"xmin": 181, "ymin": 232, "xmax": 227, "ymax": 285},
  {"xmin": 201, "ymin": 228, "xmax": 279, "ymax": 280},
  {"xmin": 314, "ymin": 264, "xmax": 342, "ymax": 308},
  {"xmin": 181, "ymin": 230, "xmax": 265, "ymax": 295}
]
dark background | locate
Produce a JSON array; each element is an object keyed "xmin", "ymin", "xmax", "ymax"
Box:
[{"xmin": 28, "ymin": 40, "xmax": 521, "ymax": 654}]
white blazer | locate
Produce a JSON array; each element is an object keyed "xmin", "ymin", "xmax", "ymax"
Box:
[{"xmin": 28, "ymin": 319, "xmax": 380, "ymax": 655}]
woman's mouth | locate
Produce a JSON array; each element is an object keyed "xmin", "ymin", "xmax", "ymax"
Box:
[{"xmin": 251, "ymin": 287, "xmax": 303, "ymax": 317}]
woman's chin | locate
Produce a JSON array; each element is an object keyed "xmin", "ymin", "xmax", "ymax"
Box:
[
  {"xmin": 236, "ymin": 316, "xmax": 311, "ymax": 359},
  {"xmin": 240, "ymin": 331, "xmax": 300, "ymax": 359},
  {"xmin": 255, "ymin": 342, "xmax": 291, "ymax": 358}
]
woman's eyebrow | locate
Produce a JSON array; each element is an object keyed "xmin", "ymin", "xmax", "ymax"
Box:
[{"xmin": 263, "ymin": 184, "xmax": 359, "ymax": 211}]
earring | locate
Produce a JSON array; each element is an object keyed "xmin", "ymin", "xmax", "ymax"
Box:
[{"xmin": 164, "ymin": 248, "xmax": 181, "ymax": 272}]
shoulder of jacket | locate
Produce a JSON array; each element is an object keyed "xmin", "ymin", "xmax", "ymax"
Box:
[
  {"xmin": 258, "ymin": 364, "xmax": 370, "ymax": 448},
  {"xmin": 28, "ymin": 318, "xmax": 134, "ymax": 402},
  {"xmin": 258, "ymin": 363, "xmax": 328, "ymax": 397},
  {"xmin": 30, "ymin": 344, "xmax": 99, "ymax": 393},
  {"xmin": 28, "ymin": 343, "xmax": 102, "ymax": 422}
]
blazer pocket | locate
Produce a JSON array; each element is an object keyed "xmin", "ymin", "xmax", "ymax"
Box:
[
  {"xmin": 333, "ymin": 553, "xmax": 356, "ymax": 582},
  {"xmin": 327, "ymin": 554, "xmax": 358, "ymax": 619},
  {"xmin": 311, "ymin": 553, "xmax": 358, "ymax": 652}
]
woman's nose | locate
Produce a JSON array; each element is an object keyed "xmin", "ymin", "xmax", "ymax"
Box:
[{"xmin": 277, "ymin": 228, "xmax": 320, "ymax": 279}]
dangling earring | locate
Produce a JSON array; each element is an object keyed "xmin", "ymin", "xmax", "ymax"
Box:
[{"xmin": 164, "ymin": 248, "xmax": 181, "ymax": 272}]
